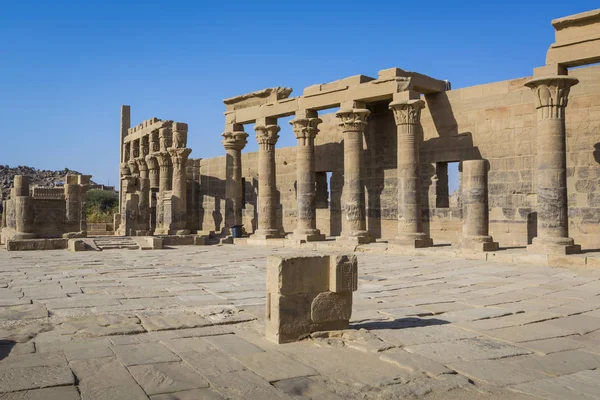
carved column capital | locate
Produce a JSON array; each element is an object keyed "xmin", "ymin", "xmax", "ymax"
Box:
[
  {"xmin": 140, "ymin": 136, "xmax": 150, "ymax": 158},
  {"xmin": 222, "ymin": 131, "xmax": 249, "ymax": 151},
  {"xmin": 389, "ymin": 99, "xmax": 425, "ymax": 126},
  {"xmin": 128, "ymin": 160, "xmax": 139, "ymax": 175},
  {"xmin": 172, "ymin": 122, "xmax": 188, "ymax": 149},
  {"xmin": 525, "ymin": 75, "xmax": 579, "ymax": 120},
  {"xmin": 336, "ymin": 108, "xmax": 370, "ymax": 131},
  {"xmin": 120, "ymin": 162, "xmax": 131, "ymax": 176},
  {"xmin": 156, "ymin": 151, "xmax": 172, "ymax": 171},
  {"xmin": 135, "ymin": 158, "xmax": 148, "ymax": 172},
  {"xmin": 145, "ymin": 155, "xmax": 159, "ymax": 171},
  {"xmin": 168, "ymin": 147, "xmax": 192, "ymax": 168},
  {"xmin": 255, "ymin": 125, "xmax": 280, "ymax": 150},
  {"xmin": 290, "ymin": 117, "xmax": 322, "ymax": 142}
]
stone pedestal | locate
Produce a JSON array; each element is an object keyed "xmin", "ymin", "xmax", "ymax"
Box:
[
  {"xmin": 222, "ymin": 126, "xmax": 248, "ymax": 236},
  {"xmin": 460, "ymin": 160, "xmax": 498, "ymax": 252},
  {"xmin": 289, "ymin": 111, "xmax": 325, "ymax": 242},
  {"xmin": 168, "ymin": 147, "xmax": 192, "ymax": 235},
  {"xmin": 13, "ymin": 176, "xmax": 35, "ymax": 239},
  {"xmin": 252, "ymin": 120, "xmax": 283, "ymax": 239},
  {"xmin": 526, "ymin": 75, "xmax": 581, "ymax": 255},
  {"xmin": 388, "ymin": 98, "xmax": 433, "ymax": 248},
  {"xmin": 336, "ymin": 107, "xmax": 373, "ymax": 244}
]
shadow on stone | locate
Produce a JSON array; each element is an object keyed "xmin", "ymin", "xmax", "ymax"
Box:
[
  {"xmin": 0, "ymin": 340, "xmax": 16, "ymax": 360},
  {"xmin": 351, "ymin": 317, "xmax": 450, "ymax": 330}
]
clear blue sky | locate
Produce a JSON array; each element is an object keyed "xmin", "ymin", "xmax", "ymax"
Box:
[{"xmin": 0, "ymin": 1, "xmax": 596, "ymax": 191}]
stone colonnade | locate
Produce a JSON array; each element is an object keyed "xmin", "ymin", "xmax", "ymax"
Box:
[{"xmin": 120, "ymin": 121, "xmax": 191, "ymax": 236}]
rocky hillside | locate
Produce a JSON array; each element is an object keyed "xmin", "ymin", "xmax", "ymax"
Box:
[{"xmin": 0, "ymin": 165, "xmax": 95, "ymax": 199}]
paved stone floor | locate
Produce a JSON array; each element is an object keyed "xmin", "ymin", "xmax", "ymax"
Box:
[{"xmin": 1, "ymin": 245, "xmax": 600, "ymax": 399}]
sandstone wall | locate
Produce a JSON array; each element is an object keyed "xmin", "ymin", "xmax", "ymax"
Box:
[{"xmin": 197, "ymin": 64, "xmax": 600, "ymax": 248}]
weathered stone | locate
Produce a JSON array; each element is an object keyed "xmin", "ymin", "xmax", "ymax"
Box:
[
  {"xmin": 0, "ymin": 386, "xmax": 80, "ymax": 400},
  {"xmin": 112, "ymin": 342, "xmax": 180, "ymax": 366},
  {"xmin": 310, "ymin": 292, "xmax": 352, "ymax": 323},
  {"xmin": 233, "ymin": 350, "xmax": 318, "ymax": 382},
  {"xmin": 273, "ymin": 377, "xmax": 343, "ymax": 400},
  {"xmin": 128, "ymin": 362, "xmax": 209, "ymax": 395}
]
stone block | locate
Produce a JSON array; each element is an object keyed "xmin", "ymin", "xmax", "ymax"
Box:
[
  {"xmin": 67, "ymin": 239, "xmax": 86, "ymax": 252},
  {"xmin": 266, "ymin": 254, "xmax": 358, "ymax": 344},
  {"xmin": 133, "ymin": 236, "xmax": 163, "ymax": 250},
  {"xmin": 6, "ymin": 239, "xmax": 68, "ymax": 251}
]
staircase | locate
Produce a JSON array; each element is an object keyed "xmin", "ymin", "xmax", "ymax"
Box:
[{"xmin": 93, "ymin": 236, "xmax": 140, "ymax": 250}]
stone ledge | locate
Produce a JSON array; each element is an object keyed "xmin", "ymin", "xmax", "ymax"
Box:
[{"xmin": 6, "ymin": 238, "xmax": 68, "ymax": 251}]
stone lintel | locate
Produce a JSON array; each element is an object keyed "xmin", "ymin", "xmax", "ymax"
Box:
[
  {"xmin": 378, "ymin": 67, "xmax": 449, "ymax": 94},
  {"xmin": 223, "ymin": 87, "xmax": 293, "ymax": 111},
  {"xmin": 303, "ymin": 74, "xmax": 376, "ymax": 96},
  {"xmin": 546, "ymin": 8, "xmax": 600, "ymax": 67},
  {"xmin": 124, "ymin": 119, "xmax": 172, "ymax": 143}
]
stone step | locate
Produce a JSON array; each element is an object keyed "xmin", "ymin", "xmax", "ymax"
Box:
[{"xmin": 93, "ymin": 237, "xmax": 140, "ymax": 250}]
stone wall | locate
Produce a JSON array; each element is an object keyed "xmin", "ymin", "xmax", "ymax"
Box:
[{"xmin": 196, "ymin": 63, "xmax": 600, "ymax": 248}]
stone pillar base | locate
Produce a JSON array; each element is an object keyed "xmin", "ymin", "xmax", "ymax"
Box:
[
  {"xmin": 388, "ymin": 233, "xmax": 433, "ymax": 248},
  {"xmin": 460, "ymin": 236, "xmax": 499, "ymax": 252},
  {"xmin": 288, "ymin": 229, "xmax": 326, "ymax": 243},
  {"xmin": 528, "ymin": 237, "xmax": 581, "ymax": 255},
  {"xmin": 169, "ymin": 229, "xmax": 191, "ymax": 236},
  {"xmin": 337, "ymin": 231, "xmax": 374, "ymax": 245},
  {"xmin": 251, "ymin": 229, "xmax": 284, "ymax": 240}
]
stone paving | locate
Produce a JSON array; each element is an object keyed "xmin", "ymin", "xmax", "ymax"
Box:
[{"xmin": 1, "ymin": 245, "xmax": 600, "ymax": 399}]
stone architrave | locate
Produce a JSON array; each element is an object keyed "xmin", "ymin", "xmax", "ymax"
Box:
[
  {"xmin": 168, "ymin": 147, "xmax": 192, "ymax": 235},
  {"xmin": 388, "ymin": 97, "xmax": 433, "ymax": 248},
  {"xmin": 252, "ymin": 119, "xmax": 283, "ymax": 239},
  {"xmin": 525, "ymin": 75, "xmax": 581, "ymax": 255},
  {"xmin": 13, "ymin": 175, "xmax": 35, "ymax": 239},
  {"xmin": 222, "ymin": 125, "xmax": 248, "ymax": 234},
  {"xmin": 336, "ymin": 106, "xmax": 373, "ymax": 244},
  {"xmin": 460, "ymin": 160, "xmax": 499, "ymax": 251},
  {"xmin": 289, "ymin": 110, "xmax": 325, "ymax": 242}
]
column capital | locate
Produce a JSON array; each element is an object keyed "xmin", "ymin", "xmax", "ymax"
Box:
[
  {"xmin": 525, "ymin": 75, "xmax": 579, "ymax": 119},
  {"xmin": 155, "ymin": 151, "xmax": 172, "ymax": 169},
  {"xmin": 255, "ymin": 125, "xmax": 280, "ymax": 146},
  {"xmin": 389, "ymin": 99, "xmax": 425, "ymax": 126},
  {"xmin": 290, "ymin": 116, "xmax": 322, "ymax": 140},
  {"xmin": 135, "ymin": 157, "xmax": 148, "ymax": 172},
  {"xmin": 120, "ymin": 162, "xmax": 131, "ymax": 176},
  {"xmin": 222, "ymin": 130, "xmax": 249, "ymax": 151},
  {"xmin": 128, "ymin": 159, "xmax": 139, "ymax": 175},
  {"xmin": 145, "ymin": 154, "xmax": 159, "ymax": 171},
  {"xmin": 168, "ymin": 147, "xmax": 192, "ymax": 168},
  {"xmin": 140, "ymin": 137, "xmax": 150, "ymax": 158},
  {"xmin": 335, "ymin": 108, "xmax": 370, "ymax": 131}
]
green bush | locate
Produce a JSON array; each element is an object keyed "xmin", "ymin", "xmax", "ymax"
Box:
[{"xmin": 86, "ymin": 190, "xmax": 118, "ymax": 223}]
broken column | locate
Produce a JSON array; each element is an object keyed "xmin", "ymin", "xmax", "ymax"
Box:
[
  {"xmin": 13, "ymin": 175, "xmax": 35, "ymax": 239},
  {"xmin": 526, "ymin": 74, "xmax": 580, "ymax": 255},
  {"xmin": 389, "ymin": 94, "xmax": 433, "ymax": 248},
  {"xmin": 222, "ymin": 125, "xmax": 248, "ymax": 237},
  {"xmin": 289, "ymin": 110, "xmax": 325, "ymax": 242},
  {"xmin": 64, "ymin": 175, "xmax": 81, "ymax": 233},
  {"xmin": 336, "ymin": 105, "xmax": 373, "ymax": 244},
  {"xmin": 460, "ymin": 160, "xmax": 498, "ymax": 251},
  {"xmin": 252, "ymin": 118, "xmax": 283, "ymax": 239},
  {"xmin": 266, "ymin": 254, "xmax": 358, "ymax": 344}
]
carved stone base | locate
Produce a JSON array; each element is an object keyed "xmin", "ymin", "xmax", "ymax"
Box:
[
  {"xmin": 460, "ymin": 235, "xmax": 499, "ymax": 252},
  {"xmin": 251, "ymin": 229, "xmax": 284, "ymax": 240},
  {"xmin": 528, "ymin": 237, "xmax": 581, "ymax": 255},
  {"xmin": 288, "ymin": 229, "xmax": 326, "ymax": 243},
  {"xmin": 337, "ymin": 231, "xmax": 374, "ymax": 245},
  {"xmin": 388, "ymin": 233, "xmax": 433, "ymax": 248}
]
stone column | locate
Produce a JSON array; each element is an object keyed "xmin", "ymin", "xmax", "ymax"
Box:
[
  {"xmin": 389, "ymin": 97, "xmax": 433, "ymax": 248},
  {"xmin": 78, "ymin": 175, "xmax": 91, "ymax": 233},
  {"xmin": 13, "ymin": 175, "xmax": 35, "ymax": 239},
  {"xmin": 155, "ymin": 151, "xmax": 172, "ymax": 235},
  {"xmin": 168, "ymin": 147, "xmax": 192, "ymax": 235},
  {"xmin": 289, "ymin": 110, "xmax": 325, "ymax": 242},
  {"xmin": 460, "ymin": 160, "xmax": 498, "ymax": 251},
  {"xmin": 253, "ymin": 118, "xmax": 283, "ymax": 239},
  {"xmin": 120, "ymin": 176, "xmax": 139, "ymax": 236},
  {"xmin": 222, "ymin": 125, "xmax": 248, "ymax": 235},
  {"xmin": 64, "ymin": 174, "xmax": 81, "ymax": 233},
  {"xmin": 135, "ymin": 158, "xmax": 150, "ymax": 233},
  {"xmin": 526, "ymin": 75, "xmax": 580, "ymax": 255},
  {"xmin": 336, "ymin": 106, "xmax": 373, "ymax": 244}
]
